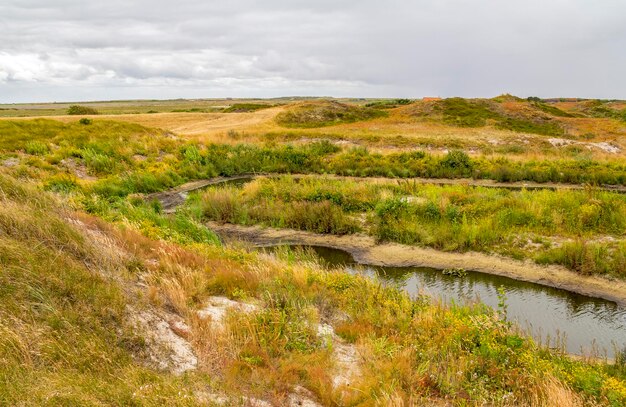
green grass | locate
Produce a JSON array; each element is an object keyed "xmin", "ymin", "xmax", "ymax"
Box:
[
  {"xmin": 440, "ymin": 97, "xmax": 501, "ymax": 127},
  {"xmin": 495, "ymin": 117, "xmax": 564, "ymax": 136},
  {"xmin": 192, "ymin": 176, "xmax": 626, "ymax": 278},
  {"xmin": 532, "ymin": 102, "xmax": 575, "ymax": 118}
]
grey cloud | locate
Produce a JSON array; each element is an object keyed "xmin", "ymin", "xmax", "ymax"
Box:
[{"xmin": 0, "ymin": 0, "xmax": 625, "ymax": 102}]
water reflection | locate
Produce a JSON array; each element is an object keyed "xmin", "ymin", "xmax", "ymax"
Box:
[{"xmin": 265, "ymin": 245, "xmax": 626, "ymax": 357}]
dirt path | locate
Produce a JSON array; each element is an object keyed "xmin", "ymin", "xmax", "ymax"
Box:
[
  {"xmin": 207, "ymin": 222, "xmax": 626, "ymax": 306},
  {"xmin": 144, "ymin": 175, "xmax": 257, "ymax": 212},
  {"xmin": 315, "ymin": 174, "xmax": 626, "ymax": 193}
]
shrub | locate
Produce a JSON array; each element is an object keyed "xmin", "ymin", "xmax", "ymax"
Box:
[
  {"xmin": 67, "ymin": 105, "xmax": 99, "ymax": 115},
  {"xmin": 79, "ymin": 118, "xmax": 93, "ymax": 125},
  {"xmin": 223, "ymin": 103, "xmax": 272, "ymax": 113},
  {"xmin": 496, "ymin": 117, "xmax": 564, "ymax": 136},
  {"xmin": 440, "ymin": 150, "xmax": 473, "ymax": 176},
  {"xmin": 365, "ymin": 99, "xmax": 413, "ymax": 109}
]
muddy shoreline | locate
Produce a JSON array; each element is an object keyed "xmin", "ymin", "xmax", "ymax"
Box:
[{"xmin": 208, "ymin": 222, "xmax": 626, "ymax": 306}]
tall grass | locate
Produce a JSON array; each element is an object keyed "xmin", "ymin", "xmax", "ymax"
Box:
[
  {"xmin": 193, "ymin": 176, "xmax": 626, "ymax": 278},
  {"xmin": 196, "ymin": 185, "xmax": 359, "ymax": 234},
  {"xmin": 0, "ymin": 174, "xmax": 202, "ymax": 405}
]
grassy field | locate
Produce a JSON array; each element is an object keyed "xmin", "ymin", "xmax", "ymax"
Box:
[{"xmin": 2, "ymin": 96, "xmax": 626, "ymax": 405}]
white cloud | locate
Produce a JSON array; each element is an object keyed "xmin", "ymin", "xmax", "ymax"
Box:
[{"xmin": 0, "ymin": 0, "xmax": 625, "ymax": 102}]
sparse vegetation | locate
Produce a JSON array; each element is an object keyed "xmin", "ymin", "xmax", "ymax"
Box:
[{"xmin": 420, "ymin": 97, "xmax": 567, "ymax": 135}]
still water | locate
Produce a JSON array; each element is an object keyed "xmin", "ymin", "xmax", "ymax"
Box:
[{"xmin": 268, "ymin": 245, "xmax": 626, "ymax": 358}]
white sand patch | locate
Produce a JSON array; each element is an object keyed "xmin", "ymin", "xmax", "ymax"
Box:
[
  {"xmin": 316, "ymin": 323, "xmax": 360, "ymax": 388},
  {"xmin": 197, "ymin": 296, "xmax": 259, "ymax": 328},
  {"xmin": 548, "ymin": 138, "xmax": 621, "ymax": 153},
  {"xmin": 2, "ymin": 157, "xmax": 19, "ymax": 167},
  {"xmin": 130, "ymin": 309, "xmax": 197, "ymax": 375},
  {"xmin": 287, "ymin": 386, "xmax": 323, "ymax": 407},
  {"xmin": 589, "ymin": 142, "xmax": 621, "ymax": 154}
]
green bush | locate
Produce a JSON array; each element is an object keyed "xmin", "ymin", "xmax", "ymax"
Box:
[
  {"xmin": 496, "ymin": 117, "xmax": 564, "ymax": 136},
  {"xmin": 439, "ymin": 150, "xmax": 473, "ymax": 176},
  {"xmin": 223, "ymin": 103, "xmax": 272, "ymax": 113},
  {"xmin": 67, "ymin": 105, "xmax": 99, "ymax": 115}
]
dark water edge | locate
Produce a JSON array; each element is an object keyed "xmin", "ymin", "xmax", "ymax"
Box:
[{"xmin": 262, "ymin": 244, "xmax": 626, "ymax": 358}]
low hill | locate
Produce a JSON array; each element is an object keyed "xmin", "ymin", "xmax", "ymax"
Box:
[
  {"xmin": 401, "ymin": 96, "xmax": 626, "ymax": 137},
  {"xmin": 275, "ymin": 100, "xmax": 387, "ymax": 128}
]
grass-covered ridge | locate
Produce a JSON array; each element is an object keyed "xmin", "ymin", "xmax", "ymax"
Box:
[
  {"xmin": 275, "ymin": 100, "xmax": 387, "ymax": 128},
  {"xmin": 1, "ymin": 172, "xmax": 626, "ymax": 405},
  {"xmin": 408, "ymin": 97, "xmax": 567, "ymax": 136},
  {"xmin": 222, "ymin": 103, "xmax": 275, "ymax": 113}
]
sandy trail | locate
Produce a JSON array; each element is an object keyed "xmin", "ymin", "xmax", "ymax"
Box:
[{"xmin": 207, "ymin": 222, "xmax": 626, "ymax": 306}]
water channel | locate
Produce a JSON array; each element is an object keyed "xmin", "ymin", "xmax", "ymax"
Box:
[{"xmin": 267, "ymin": 245, "xmax": 626, "ymax": 358}]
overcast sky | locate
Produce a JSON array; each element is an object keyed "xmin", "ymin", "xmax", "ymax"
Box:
[{"xmin": 1, "ymin": 0, "xmax": 625, "ymax": 103}]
